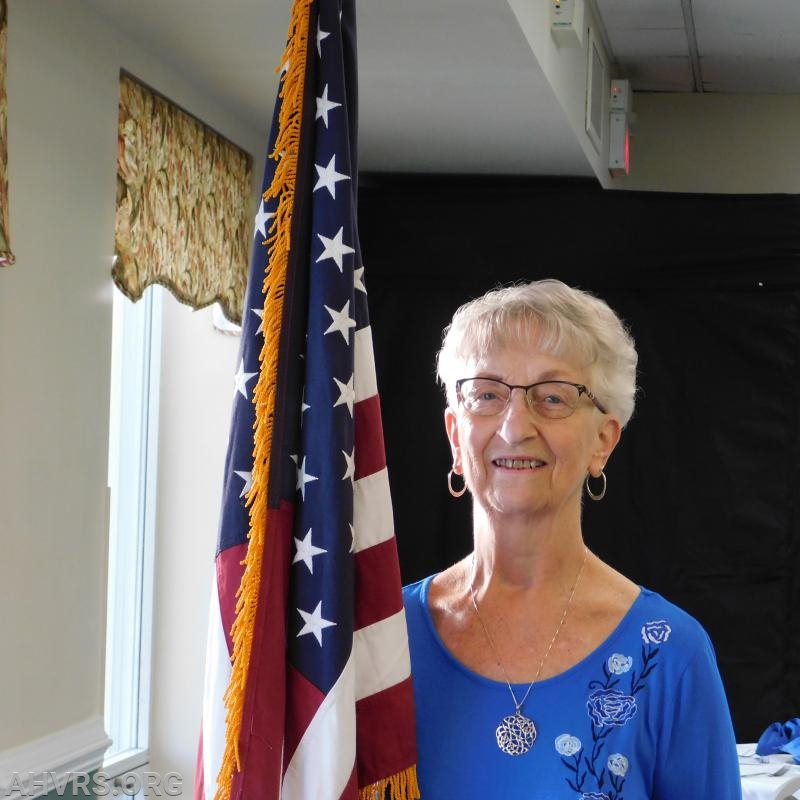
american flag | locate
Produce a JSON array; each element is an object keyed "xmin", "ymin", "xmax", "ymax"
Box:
[{"xmin": 196, "ymin": 1, "xmax": 418, "ymax": 799}]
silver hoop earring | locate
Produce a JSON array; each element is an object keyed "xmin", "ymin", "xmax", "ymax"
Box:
[
  {"xmin": 585, "ymin": 470, "xmax": 607, "ymax": 501},
  {"xmin": 448, "ymin": 469, "xmax": 467, "ymax": 498}
]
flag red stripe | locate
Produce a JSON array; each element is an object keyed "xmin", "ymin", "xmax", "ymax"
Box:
[
  {"xmin": 281, "ymin": 655, "xmax": 358, "ymax": 799},
  {"xmin": 232, "ymin": 501, "xmax": 295, "ymax": 800},
  {"xmin": 354, "ymin": 394, "xmax": 386, "ymax": 480},
  {"xmin": 355, "ymin": 676, "xmax": 418, "ymax": 786},
  {"xmin": 282, "ymin": 662, "xmax": 327, "ymax": 770},
  {"xmin": 354, "ymin": 538, "xmax": 403, "ymax": 630},
  {"xmin": 216, "ymin": 543, "xmax": 247, "ymax": 654},
  {"xmin": 194, "ymin": 728, "xmax": 205, "ymax": 800}
]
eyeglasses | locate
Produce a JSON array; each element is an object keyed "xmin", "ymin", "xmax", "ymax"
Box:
[{"xmin": 455, "ymin": 377, "xmax": 607, "ymax": 419}]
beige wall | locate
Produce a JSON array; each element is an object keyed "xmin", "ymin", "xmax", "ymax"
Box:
[
  {"xmin": 612, "ymin": 93, "xmax": 800, "ymax": 194},
  {"xmin": 148, "ymin": 297, "xmax": 239, "ymax": 794},
  {"xmin": 2, "ymin": 0, "xmax": 263, "ymax": 776},
  {"xmin": 1, "ymin": 0, "xmax": 118, "ymax": 751}
]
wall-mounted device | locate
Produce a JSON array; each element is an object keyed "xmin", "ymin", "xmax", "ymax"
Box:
[
  {"xmin": 550, "ymin": 0, "xmax": 585, "ymax": 48},
  {"xmin": 609, "ymin": 79, "xmax": 632, "ymax": 177},
  {"xmin": 610, "ymin": 79, "xmax": 632, "ymax": 115}
]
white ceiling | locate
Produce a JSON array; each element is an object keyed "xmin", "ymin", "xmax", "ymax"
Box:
[
  {"xmin": 597, "ymin": 0, "xmax": 800, "ymax": 93},
  {"xmin": 81, "ymin": 0, "xmax": 800, "ymax": 176}
]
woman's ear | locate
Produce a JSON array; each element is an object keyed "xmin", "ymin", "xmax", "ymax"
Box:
[
  {"xmin": 444, "ymin": 406, "xmax": 462, "ymax": 472},
  {"xmin": 590, "ymin": 415, "xmax": 622, "ymax": 477}
]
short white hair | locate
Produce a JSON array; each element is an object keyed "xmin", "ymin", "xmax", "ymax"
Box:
[{"xmin": 436, "ymin": 279, "xmax": 638, "ymax": 427}]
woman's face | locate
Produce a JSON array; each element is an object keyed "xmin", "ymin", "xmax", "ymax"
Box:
[{"xmin": 444, "ymin": 341, "xmax": 621, "ymax": 525}]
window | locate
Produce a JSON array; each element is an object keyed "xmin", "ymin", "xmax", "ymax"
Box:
[{"xmin": 104, "ymin": 285, "xmax": 163, "ymax": 775}]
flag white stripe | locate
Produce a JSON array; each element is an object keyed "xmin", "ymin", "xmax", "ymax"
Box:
[
  {"xmin": 281, "ymin": 653, "xmax": 356, "ymax": 800},
  {"xmin": 354, "ymin": 326, "xmax": 377, "ymax": 403},
  {"xmin": 353, "ymin": 467, "xmax": 394, "ymax": 553},
  {"xmin": 354, "ymin": 609, "xmax": 412, "ymax": 701},
  {"xmin": 201, "ymin": 578, "xmax": 233, "ymax": 800}
]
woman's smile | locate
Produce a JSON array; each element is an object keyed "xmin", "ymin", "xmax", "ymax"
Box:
[{"xmin": 491, "ymin": 457, "xmax": 546, "ymax": 469}]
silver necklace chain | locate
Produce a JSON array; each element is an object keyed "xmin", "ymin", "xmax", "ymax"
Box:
[{"xmin": 468, "ymin": 546, "xmax": 589, "ymax": 755}]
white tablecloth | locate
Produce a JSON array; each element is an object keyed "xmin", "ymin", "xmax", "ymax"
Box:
[{"xmin": 739, "ymin": 744, "xmax": 800, "ymax": 800}]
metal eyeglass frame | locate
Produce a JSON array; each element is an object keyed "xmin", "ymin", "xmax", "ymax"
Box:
[{"xmin": 455, "ymin": 378, "xmax": 608, "ymax": 417}]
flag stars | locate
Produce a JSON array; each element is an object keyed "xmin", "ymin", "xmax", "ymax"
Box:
[
  {"xmin": 233, "ymin": 359, "xmax": 257, "ymax": 399},
  {"xmin": 314, "ymin": 154, "xmax": 350, "ymax": 199},
  {"xmin": 354, "ymin": 266, "xmax": 366, "ymax": 294},
  {"xmin": 324, "ymin": 301, "xmax": 356, "ymax": 344},
  {"xmin": 233, "ymin": 470, "xmax": 253, "ymax": 498},
  {"xmin": 297, "ymin": 602, "xmax": 336, "ymax": 646},
  {"xmin": 253, "ymin": 200, "xmax": 274, "ymax": 241},
  {"xmin": 316, "ymin": 84, "xmax": 342, "ymax": 128},
  {"xmin": 293, "ymin": 529, "xmax": 327, "ymax": 574},
  {"xmin": 316, "ymin": 227, "xmax": 355, "ymax": 272},
  {"xmin": 333, "ymin": 374, "xmax": 355, "ymax": 416},
  {"xmin": 252, "ymin": 307, "xmax": 265, "ymax": 336},
  {"xmin": 342, "ymin": 448, "xmax": 355, "ymax": 484},
  {"xmin": 317, "ymin": 21, "xmax": 330, "ymax": 57},
  {"xmin": 296, "ymin": 455, "xmax": 318, "ymax": 501}
]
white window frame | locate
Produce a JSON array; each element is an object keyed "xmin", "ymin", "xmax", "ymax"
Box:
[{"xmin": 104, "ymin": 284, "xmax": 163, "ymax": 776}]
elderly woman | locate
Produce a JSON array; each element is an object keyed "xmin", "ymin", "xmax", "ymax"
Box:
[{"xmin": 403, "ymin": 280, "xmax": 741, "ymax": 798}]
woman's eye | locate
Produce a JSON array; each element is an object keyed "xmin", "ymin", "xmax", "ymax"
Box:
[{"xmin": 542, "ymin": 394, "xmax": 565, "ymax": 405}]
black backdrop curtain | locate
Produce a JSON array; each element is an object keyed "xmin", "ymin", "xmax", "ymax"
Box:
[{"xmin": 358, "ymin": 174, "xmax": 800, "ymax": 743}]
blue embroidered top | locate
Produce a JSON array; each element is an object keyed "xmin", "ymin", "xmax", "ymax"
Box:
[{"xmin": 404, "ymin": 577, "xmax": 742, "ymax": 800}]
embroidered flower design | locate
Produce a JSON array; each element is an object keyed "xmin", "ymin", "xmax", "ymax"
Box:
[
  {"xmin": 607, "ymin": 753, "xmax": 629, "ymax": 777},
  {"xmin": 560, "ymin": 619, "xmax": 670, "ymax": 797},
  {"xmin": 606, "ymin": 653, "xmax": 633, "ymax": 675},
  {"xmin": 554, "ymin": 733, "xmax": 582, "ymax": 756},
  {"xmin": 641, "ymin": 619, "xmax": 672, "ymax": 645},
  {"xmin": 586, "ymin": 688, "xmax": 637, "ymax": 727}
]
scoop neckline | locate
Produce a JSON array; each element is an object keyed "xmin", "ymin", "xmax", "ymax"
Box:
[{"xmin": 417, "ymin": 574, "xmax": 649, "ymax": 691}]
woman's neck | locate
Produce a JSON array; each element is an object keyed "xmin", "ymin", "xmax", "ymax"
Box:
[{"xmin": 469, "ymin": 503, "xmax": 587, "ymax": 593}]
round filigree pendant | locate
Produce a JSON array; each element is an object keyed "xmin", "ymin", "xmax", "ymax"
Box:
[{"xmin": 496, "ymin": 709, "xmax": 537, "ymax": 755}]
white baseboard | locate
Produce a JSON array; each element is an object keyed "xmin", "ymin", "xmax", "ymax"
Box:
[{"xmin": 0, "ymin": 716, "xmax": 112, "ymax": 798}]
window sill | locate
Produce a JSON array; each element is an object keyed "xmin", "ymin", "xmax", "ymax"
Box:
[{"xmin": 102, "ymin": 748, "xmax": 150, "ymax": 780}]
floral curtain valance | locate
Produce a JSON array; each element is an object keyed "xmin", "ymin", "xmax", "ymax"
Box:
[
  {"xmin": 114, "ymin": 72, "xmax": 253, "ymax": 323},
  {"xmin": 0, "ymin": 0, "xmax": 13, "ymax": 267}
]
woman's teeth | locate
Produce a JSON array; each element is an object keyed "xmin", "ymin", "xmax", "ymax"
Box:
[{"xmin": 493, "ymin": 458, "xmax": 543, "ymax": 469}]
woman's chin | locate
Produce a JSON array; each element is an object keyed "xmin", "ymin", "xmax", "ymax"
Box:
[{"xmin": 480, "ymin": 492, "xmax": 551, "ymax": 520}]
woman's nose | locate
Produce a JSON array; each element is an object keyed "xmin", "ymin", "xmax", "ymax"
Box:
[{"xmin": 498, "ymin": 388, "xmax": 539, "ymax": 442}]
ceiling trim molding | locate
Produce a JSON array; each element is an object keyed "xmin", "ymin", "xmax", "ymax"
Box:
[{"xmin": 681, "ymin": 0, "xmax": 704, "ymax": 93}]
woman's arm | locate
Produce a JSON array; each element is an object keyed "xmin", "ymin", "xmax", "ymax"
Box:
[{"xmin": 654, "ymin": 632, "xmax": 742, "ymax": 800}]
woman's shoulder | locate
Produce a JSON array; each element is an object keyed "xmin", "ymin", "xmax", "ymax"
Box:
[
  {"xmin": 590, "ymin": 558, "xmax": 713, "ymax": 653},
  {"xmin": 403, "ymin": 559, "xmax": 469, "ymax": 609},
  {"xmin": 402, "ymin": 574, "xmax": 441, "ymax": 648},
  {"xmin": 636, "ymin": 588, "xmax": 711, "ymax": 632},
  {"xmin": 402, "ymin": 574, "xmax": 433, "ymax": 602},
  {"xmin": 626, "ymin": 586, "xmax": 717, "ymax": 661},
  {"xmin": 402, "ymin": 564, "xmax": 471, "ymax": 646},
  {"xmin": 403, "ymin": 575, "xmax": 433, "ymax": 597}
]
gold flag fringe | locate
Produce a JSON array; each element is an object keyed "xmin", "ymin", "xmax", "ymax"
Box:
[
  {"xmin": 360, "ymin": 765, "xmax": 421, "ymax": 800},
  {"xmin": 214, "ymin": 1, "xmax": 313, "ymax": 799}
]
